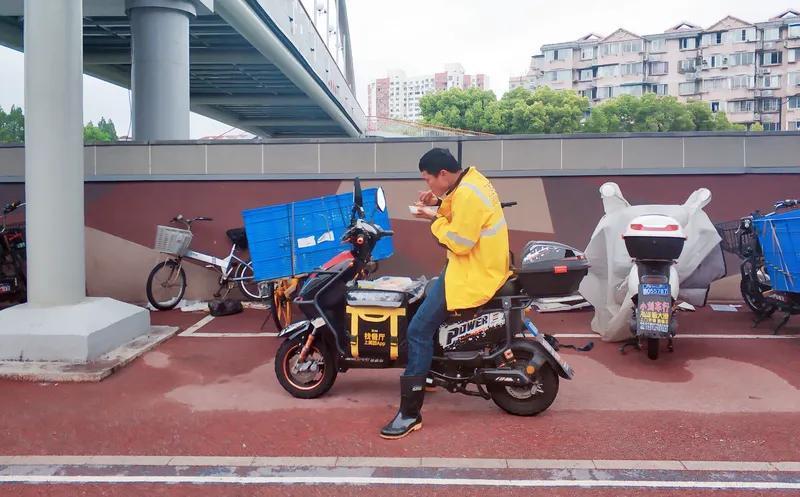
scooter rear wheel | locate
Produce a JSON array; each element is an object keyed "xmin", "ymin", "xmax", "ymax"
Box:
[
  {"xmin": 647, "ymin": 337, "xmax": 659, "ymax": 360},
  {"xmin": 275, "ymin": 336, "xmax": 337, "ymax": 399},
  {"xmin": 488, "ymin": 358, "xmax": 559, "ymax": 416}
]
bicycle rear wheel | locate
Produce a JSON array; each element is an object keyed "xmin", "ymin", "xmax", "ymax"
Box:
[{"xmin": 235, "ymin": 261, "xmax": 263, "ymax": 300}]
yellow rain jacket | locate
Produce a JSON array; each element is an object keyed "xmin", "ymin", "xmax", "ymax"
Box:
[{"xmin": 431, "ymin": 167, "xmax": 512, "ymax": 310}]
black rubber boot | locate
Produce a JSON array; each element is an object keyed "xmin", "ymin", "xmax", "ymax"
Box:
[{"xmin": 379, "ymin": 375, "xmax": 425, "ymax": 439}]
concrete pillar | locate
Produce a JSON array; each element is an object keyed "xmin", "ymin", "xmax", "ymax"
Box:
[
  {"xmin": 23, "ymin": 0, "xmax": 85, "ymax": 306},
  {"xmin": 0, "ymin": 0, "xmax": 150, "ymax": 364},
  {"xmin": 127, "ymin": 0, "xmax": 196, "ymax": 140}
]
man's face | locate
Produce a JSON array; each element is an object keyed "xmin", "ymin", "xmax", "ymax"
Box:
[{"xmin": 421, "ymin": 170, "xmax": 453, "ymax": 197}]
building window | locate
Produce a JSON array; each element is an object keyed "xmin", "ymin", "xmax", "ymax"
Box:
[
  {"xmin": 621, "ymin": 62, "xmax": 643, "ymax": 76},
  {"xmin": 761, "ymin": 51, "xmax": 782, "ymax": 65},
  {"xmin": 601, "ymin": 42, "xmax": 619, "ymax": 56},
  {"xmin": 579, "ymin": 68, "xmax": 594, "ymax": 81},
  {"xmin": 679, "ymin": 82, "xmax": 698, "ymax": 95},
  {"xmin": 791, "ymin": 96, "xmax": 800, "ymax": 109},
  {"xmin": 596, "ymin": 86, "xmax": 613, "ymax": 99},
  {"xmin": 789, "ymin": 72, "xmax": 800, "ymax": 87},
  {"xmin": 679, "ymin": 58, "xmax": 698, "ymax": 73},
  {"xmin": 624, "ymin": 40, "xmax": 644, "ymax": 53},
  {"xmin": 652, "ymin": 83, "xmax": 668, "ymax": 95},
  {"xmin": 735, "ymin": 28, "xmax": 756, "ymax": 42},
  {"xmin": 790, "ymin": 121, "xmax": 800, "ymax": 130},
  {"xmin": 600, "ymin": 40, "xmax": 641, "ymax": 56},
  {"xmin": 759, "ymin": 74, "xmax": 781, "ymax": 88},
  {"xmin": 763, "ymin": 27, "xmax": 781, "ymax": 41},
  {"xmin": 727, "ymin": 100, "xmax": 754, "ymax": 113},
  {"xmin": 581, "ymin": 46, "xmax": 595, "ymax": 60},
  {"xmin": 702, "ymin": 31, "xmax": 728, "ymax": 46},
  {"xmin": 762, "ymin": 122, "xmax": 780, "ymax": 131},
  {"xmin": 702, "ymin": 77, "xmax": 726, "ymax": 91},
  {"xmin": 704, "ymin": 55, "xmax": 726, "ymax": 68},
  {"xmin": 649, "ymin": 38, "xmax": 666, "ymax": 52},
  {"xmin": 760, "ymin": 98, "xmax": 780, "ymax": 112},
  {"xmin": 711, "ymin": 101, "xmax": 720, "ymax": 113},
  {"xmin": 649, "ymin": 61, "xmax": 668, "ymax": 75},
  {"xmin": 680, "ymin": 37, "xmax": 698, "ymax": 50},
  {"xmin": 729, "ymin": 51, "xmax": 755, "ymax": 66},
  {"xmin": 790, "ymin": 24, "xmax": 800, "ymax": 38},
  {"xmin": 545, "ymin": 70, "xmax": 572, "ymax": 82},
  {"xmin": 597, "ymin": 64, "xmax": 619, "ymax": 78},
  {"xmin": 615, "ymin": 85, "xmax": 644, "ymax": 97},
  {"xmin": 730, "ymin": 75, "xmax": 754, "ymax": 89},
  {"xmin": 546, "ymin": 48, "xmax": 572, "ymax": 62}
]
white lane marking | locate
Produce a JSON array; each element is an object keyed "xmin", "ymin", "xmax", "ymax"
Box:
[
  {"xmin": 1, "ymin": 475, "xmax": 799, "ymax": 489},
  {"xmin": 2, "ymin": 456, "xmax": 797, "ymax": 472},
  {"xmin": 178, "ymin": 315, "xmax": 215, "ymax": 337}
]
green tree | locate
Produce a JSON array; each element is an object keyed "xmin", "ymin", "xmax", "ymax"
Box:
[
  {"xmin": 419, "ymin": 87, "xmax": 498, "ymax": 131},
  {"xmin": 83, "ymin": 121, "xmax": 114, "ymax": 142},
  {"xmin": 420, "ymin": 86, "xmax": 589, "ymax": 134},
  {"xmin": 97, "ymin": 117, "xmax": 118, "ymax": 140},
  {"xmin": 0, "ymin": 105, "xmax": 25, "ymax": 143},
  {"xmin": 584, "ymin": 94, "xmax": 743, "ymax": 132},
  {"xmin": 490, "ymin": 86, "xmax": 589, "ymax": 134}
]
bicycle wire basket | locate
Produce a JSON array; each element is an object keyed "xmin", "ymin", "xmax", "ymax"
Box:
[
  {"xmin": 154, "ymin": 225, "xmax": 193, "ymax": 256},
  {"xmin": 714, "ymin": 219, "xmax": 755, "ymax": 258}
]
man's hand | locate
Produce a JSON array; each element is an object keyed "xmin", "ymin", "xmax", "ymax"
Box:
[{"xmin": 418, "ymin": 190, "xmax": 439, "ymax": 207}]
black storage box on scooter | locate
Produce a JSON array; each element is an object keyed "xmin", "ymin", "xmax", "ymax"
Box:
[
  {"xmin": 345, "ymin": 287, "xmax": 409, "ymax": 366},
  {"xmin": 515, "ymin": 241, "xmax": 589, "ymax": 297}
]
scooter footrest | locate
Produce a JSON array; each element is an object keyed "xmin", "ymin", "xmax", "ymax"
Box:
[{"xmin": 443, "ymin": 351, "xmax": 482, "ymax": 362}]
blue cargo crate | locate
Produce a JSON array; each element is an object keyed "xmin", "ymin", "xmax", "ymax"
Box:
[
  {"xmin": 242, "ymin": 188, "xmax": 393, "ymax": 282},
  {"xmin": 754, "ymin": 210, "xmax": 800, "ymax": 293}
]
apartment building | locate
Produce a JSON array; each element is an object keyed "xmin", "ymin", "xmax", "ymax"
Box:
[
  {"xmin": 368, "ymin": 63, "xmax": 489, "ymax": 121},
  {"xmin": 510, "ymin": 10, "xmax": 800, "ymax": 130}
]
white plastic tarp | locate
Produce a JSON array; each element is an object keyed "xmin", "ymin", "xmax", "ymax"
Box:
[{"xmin": 579, "ymin": 182, "xmax": 725, "ymax": 342}]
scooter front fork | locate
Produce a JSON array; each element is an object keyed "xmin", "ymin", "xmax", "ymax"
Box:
[{"xmin": 298, "ymin": 332, "xmax": 317, "ymax": 362}]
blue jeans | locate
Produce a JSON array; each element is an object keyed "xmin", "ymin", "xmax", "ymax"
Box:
[{"xmin": 404, "ymin": 272, "xmax": 449, "ymax": 377}]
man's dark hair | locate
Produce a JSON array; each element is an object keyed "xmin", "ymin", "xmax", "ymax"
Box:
[{"xmin": 418, "ymin": 147, "xmax": 461, "ymax": 175}]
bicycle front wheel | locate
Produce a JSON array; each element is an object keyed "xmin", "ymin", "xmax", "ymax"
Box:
[{"xmin": 146, "ymin": 259, "xmax": 187, "ymax": 310}]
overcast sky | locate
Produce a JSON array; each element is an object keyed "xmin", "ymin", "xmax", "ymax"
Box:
[{"xmin": 0, "ymin": 0, "xmax": 795, "ymax": 137}]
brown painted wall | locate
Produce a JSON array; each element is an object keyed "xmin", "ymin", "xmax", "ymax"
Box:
[{"xmin": 2, "ymin": 173, "xmax": 799, "ymax": 304}]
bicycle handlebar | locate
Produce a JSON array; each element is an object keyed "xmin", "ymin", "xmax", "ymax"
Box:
[
  {"xmin": 775, "ymin": 199, "xmax": 799, "ymax": 210},
  {"xmin": 3, "ymin": 201, "xmax": 24, "ymax": 215},
  {"xmin": 170, "ymin": 214, "xmax": 213, "ymax": 227}
]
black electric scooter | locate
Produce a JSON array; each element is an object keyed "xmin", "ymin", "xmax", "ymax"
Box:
[{"xmin": 274, "ymin": 180, "xmax": 588, "ymax": 416}]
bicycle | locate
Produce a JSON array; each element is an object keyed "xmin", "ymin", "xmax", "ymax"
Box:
[
  {"xmin": 0, "ymin": 200, "xmax": 26, "ymax": 303},
  {"xmin": 146, "ymin": 214, "xmax": 262, "ymax": 310}
]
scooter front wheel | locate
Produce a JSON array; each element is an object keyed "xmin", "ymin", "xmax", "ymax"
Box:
[{"xmin": 275, "ymin": 336, "xmax": 337, "ymax": 399}]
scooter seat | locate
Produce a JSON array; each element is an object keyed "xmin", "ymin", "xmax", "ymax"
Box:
[
  {"xmin": 493, "ymin": 277, "xmax": 519, "ymax": 298},
  {"xmin": 426, "ymin": 276, "xmax": 518, "ymax": 300}
]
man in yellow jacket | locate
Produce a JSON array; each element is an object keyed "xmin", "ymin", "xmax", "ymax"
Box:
[{"xmin": 380, "ymin": 147, "xmax": 511, "ymax": 439}]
